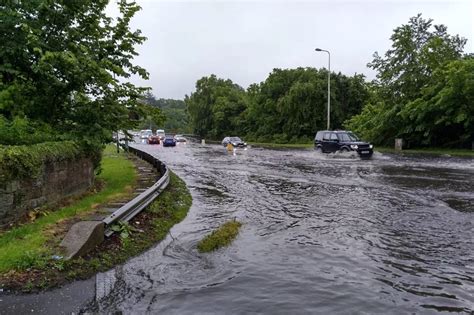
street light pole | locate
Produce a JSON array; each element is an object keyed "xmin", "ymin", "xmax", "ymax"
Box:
[{"xmin": 315, "ymin": 48, "xmax": 331, "ymax": 130}]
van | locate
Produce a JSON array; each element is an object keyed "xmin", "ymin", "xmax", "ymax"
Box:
[{"xmin": 156, "ymin": 129, "xmax": 165, "ymax": 140}]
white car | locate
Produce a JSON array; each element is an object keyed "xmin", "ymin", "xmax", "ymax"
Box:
[
  {"xmin": 140, "ymin": 129, "xmax": 152, "ymax": 139},
  {"xmin": 156, "ymin": 129, "xmax": 165, "ymax": 140}
]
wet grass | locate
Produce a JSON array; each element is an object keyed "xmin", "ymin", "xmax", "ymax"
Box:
[
  {"xmin": 197, "ymin": 220, "xmax": 242, "ymax": 253},
  {"xmin": 249, "ymin": 142, "xmax": 313, "ymax": 149},
  {"xmin": 0, "ymin": 171, "xmax": 192, "ymax": 292},
  {"xmin": 376, "ymin": 147, "xmax": 474, "ymax": 157},
  {"xmin": 0, "ymin": 145, "xmax": 136, "ymax": 275}
]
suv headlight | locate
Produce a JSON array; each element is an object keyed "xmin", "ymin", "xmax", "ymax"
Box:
[
  {"xmin": 369, "ymin": 144, "xmax": 373, "ymax": 149},
  {"xmin": 350, "ymin": 144, "xmax": 358, "ymax": 149},
  {"xmin": 232, "ymin": 143, "xmax": 237, "ymax": 146}
]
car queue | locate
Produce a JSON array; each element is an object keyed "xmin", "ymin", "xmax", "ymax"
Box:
[
  {"xmin": 136, "ymin": 129, "xmax": 185, "ymax": 146},
  {"xmin": 132, "ymin": 129, "xmax": 374, "ymax": 159}
]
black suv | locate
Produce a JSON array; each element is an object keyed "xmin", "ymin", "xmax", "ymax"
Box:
[{"xmin": 314, "ymin": 130, "xmax": 374, "ymax": 158}]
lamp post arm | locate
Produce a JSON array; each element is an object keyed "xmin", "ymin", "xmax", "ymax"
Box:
[{"xmin": 315, "ymin": 48, "xmax": 331, "ymax": 130}]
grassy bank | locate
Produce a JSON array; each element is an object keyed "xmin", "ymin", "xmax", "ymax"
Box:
[
  {"xmin": 197, "ymin": 220, "xmax": 242, "ymax": 253},
  {"xmin": 0, "ymin": 168, "xmax": 191, "ymax": 292},
  {"xmin": 0, "ymin": 145, "xmax": 136, "ymax": 274},
  {"xmin": 249, "ymin": 142, "xmax": 313, "ymax": 149},
  {"xmin": 376, "ymin": 147, "xmax": 474, "ymax": 157}
]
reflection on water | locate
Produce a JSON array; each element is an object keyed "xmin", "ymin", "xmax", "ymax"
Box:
[{"xmin": 88, "ymin": 144, "xmax": 474, "ymax": 314}]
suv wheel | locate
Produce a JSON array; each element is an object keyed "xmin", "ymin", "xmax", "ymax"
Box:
[
  {"xmin": 315, "ymin": 146, "xmax": 322, "ymax": 153},
  {"xmin": 340, "ymin": 147, "xmax": 349, "ymax": 152}
]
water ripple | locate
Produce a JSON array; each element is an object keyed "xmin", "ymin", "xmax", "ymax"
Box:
[{"xmin": 89, "ymin": 143, "xmax": 474, "ymax": 314}]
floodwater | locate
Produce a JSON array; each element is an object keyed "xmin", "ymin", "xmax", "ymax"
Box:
[{"xmin": 89, "ymin": 143, "xmax": 473, "ymax": 314}]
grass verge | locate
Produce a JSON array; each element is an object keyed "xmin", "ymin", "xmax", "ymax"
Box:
[
  {"xmin": 376, "ymin": 147, "xmax": 474, "ymax": 157},
  {"xmin": 249, "ymin": 142, "xmax": 313, "ymax": 149},
  {"xmin": 0, "ymin": 145, "xmax": 136, "ymax": 275},
  {"xmin": 197, "ymin": 220, "xmax": 242, "ymax": 253},
  {"xmin": 0, "ymin": 171, "xmax": 191, "ymax": 292}
]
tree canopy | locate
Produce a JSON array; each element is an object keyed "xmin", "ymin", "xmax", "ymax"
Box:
[
  {"xmin": 0, "ymin": 0, "xmax": 148, "ymax": 145},
  {"xmin": 346, "ymin": 14, "xmax": 471, "ymax": 147},
  {"xmin": 143, "ymin": 95, "xmax": 190, "ymax": 133},
  {"xmin": 186, "ymin": 69, "xmax": 369, "ymax": 143}
]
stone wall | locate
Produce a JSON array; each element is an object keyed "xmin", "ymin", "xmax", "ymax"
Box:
[{"xmin": 0, "ymin": 157, "xmax": 95, "ymax": 227}]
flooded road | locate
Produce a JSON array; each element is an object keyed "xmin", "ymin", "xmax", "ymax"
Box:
[{"xmin": 90, "ymin": 143, "xmax": 473, "ymax": 314}]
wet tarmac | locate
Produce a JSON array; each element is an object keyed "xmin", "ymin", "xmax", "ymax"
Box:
[{"xmin": 2, "ymin": 142, "xmax": 473, "ymax": 314}]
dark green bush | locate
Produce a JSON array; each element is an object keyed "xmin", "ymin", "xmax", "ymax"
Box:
[
  {"xmin": 0, "ymin": 141, "xmax": 102, "ymax": 182},
  {"xmin": 0, "ymin": 116, "xmax": 61, "ymax": 146}
]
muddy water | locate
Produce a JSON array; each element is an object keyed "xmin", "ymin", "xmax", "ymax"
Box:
[{"xmin": 90, "ymin": 143, "xmax": 474, "ymax": 314}]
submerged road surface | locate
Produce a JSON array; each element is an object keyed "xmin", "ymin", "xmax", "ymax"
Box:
[{"xmin": 86, "ymin": 143, "xmax": 474, "ymax": 314}]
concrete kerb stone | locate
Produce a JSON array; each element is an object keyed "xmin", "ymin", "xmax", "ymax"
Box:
[{"xmin": 60, "ymin": 221, "xmax": 104, "ymax": 260}]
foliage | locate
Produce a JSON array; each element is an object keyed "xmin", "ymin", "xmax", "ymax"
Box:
[
  {"xmin": 197, "ymin": 220, "xmax": 242, "ymax": 253},
  {"xmin": 245, "ymin": 68, "xmax": 368, "ymax": 143},
  {"xmin": 368, "ymin": 14, "xmax": 465, "ymax": 106},
  {"xmin": 186, "ymin": 69, "xmax": 369, "ymax": 142},
  {"xmin": 130, "ymin": 101, "xmax": 166, "ymax": 132},
  {"xmin": 110, "ymin": 221, "xmax": 141, "ymax": 239},
  {"xmin": 186, "ymin": 75, "xmax": 247, "ymax": 138},
  {"xmin": 0, "ymin": 0, "xmax": 148, "ymax": 144},
  {"xmin": 0, "ymin": 171, "xmax": 191, "ymax": 291},
  {"xmin": 0, "ymin": 145, "xmax": 137, "ymax": 274},
  {"xmin": 399, "ymin": 58, "xmax": 474, "ymax": 147},
  {"xmin": 141, "ymin": 94, "xmax": 189, "ymax": 132},
  {"xmin": 348, "ymin": 14, "xmax": 470, "ymax": 147},
  {"xmin": 0, "ymin": 141, "xmax": 101, "ymax": 182},
  {"xmin": 0, "ymin": 116, "xmax": 60, "ymax": 145}
]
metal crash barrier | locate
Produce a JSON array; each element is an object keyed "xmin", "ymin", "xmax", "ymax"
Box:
[{"xmin": 102, "ymin": 145, "xmax": 170, "ymax": 237}]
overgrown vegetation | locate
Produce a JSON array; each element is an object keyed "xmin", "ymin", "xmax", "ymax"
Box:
[
  {"xmin": 197, "ymin": 220, "xmax": 242, "ymax": 253},
  {"xmin": 141, "ymin": 94, "xmax": 190, "ymax": 133},
  {"xmin": 0, "ymin": 0, "xmax": 157, "ymax": 146},
  {"xmin": 186, "ymin": 70, "xmax": 368, "ymax": 143},
  {"xmin": 345, "ymin": 14, "xmax": 472, "ymax": 148},
  {"xmin": 0, "ymin": 141, "xmax": 101, "ymax": 182},
  {"xmin": 185, "ymin": 14, "xmax": 471, "ymax": 149},
  {"xmin": 0, "ymin": 170, "xmax": 191, "ymax": 292},
  {"xmin": 0, "ymin": 145, "xmax": 136, "ymax": 275}
]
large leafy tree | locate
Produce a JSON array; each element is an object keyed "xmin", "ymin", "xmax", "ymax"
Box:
[
  {"xmin": 347, "ymin": 14, "xmax": 469, "ymax": 147},
  {"xmin": 399, "ymin": 58, "xmax": 474, "ymax": 146},
  {"xmin": 0, "ymin": 0, "xmax": 148, "ymax": 144},
  {"xmin": 186, "ymin": 75, "xmax": 247, "ymax": 138},
  {"xmin": 368, "ymin": 13, "xmax": 465, "ymax": 105},
  {"xmin": 187, "ymin": 69, "xmax": 368, "ymax": 143},
  {"xmin": 246, "ymin": 68, "xmax": 368, "ymax": 143}
]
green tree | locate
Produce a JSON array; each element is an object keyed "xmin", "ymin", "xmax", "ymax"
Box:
[
  {"xmin": 0, "ymin": 0, "xmax": 148, "ymax": 144},
  {"xmin": 368, "ymin": 14, "xmax": 465, "ymax": 105},
  {"xmin": 145, "ymin": 95, "xmax": 190, "ymax": 133},
  {"xmin": 348, "ymin": 14, "xmax": 468, "ymax": 147},
  {"xmin": 245, "ymin": 68, "xmax": 368, "ymax": 143},
  {"xmin": 186, "ymin": 75, "xmax": 247, "ymax": 138},
  {"xmin": 399, "ymin": 58, "xmax": 474, "ymax": 147}
]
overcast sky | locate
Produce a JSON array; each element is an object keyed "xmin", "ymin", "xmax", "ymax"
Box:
[{"xmin": 106, "ymin": 0, "xmax": 473, "ymax": 99}]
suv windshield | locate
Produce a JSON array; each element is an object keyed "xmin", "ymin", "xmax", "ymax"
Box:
[
  {"xmin": 229, "ymin": 137, "xmax": 242, "ymax": 142},
  {"xmin": 347, "ymin": 132, "xmax": 359, "ymax": 141},
  {"xmin": 338, "ymin": 132, "xmax": 360, "ymax": 142}
]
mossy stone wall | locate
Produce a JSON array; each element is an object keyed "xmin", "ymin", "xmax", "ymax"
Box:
[{"xmin": 0, "ymin": 143, "xmax": 97, "ymax": 227}]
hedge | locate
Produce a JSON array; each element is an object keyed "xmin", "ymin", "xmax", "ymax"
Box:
[{"xmin": 0, "ymin": 141, "xmax": 102, "ymax": 183}]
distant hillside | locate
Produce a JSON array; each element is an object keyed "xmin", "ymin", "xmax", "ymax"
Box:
[{"xmin": 142, "ymin": 94, "xmax": 190, "ymax": 133}]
